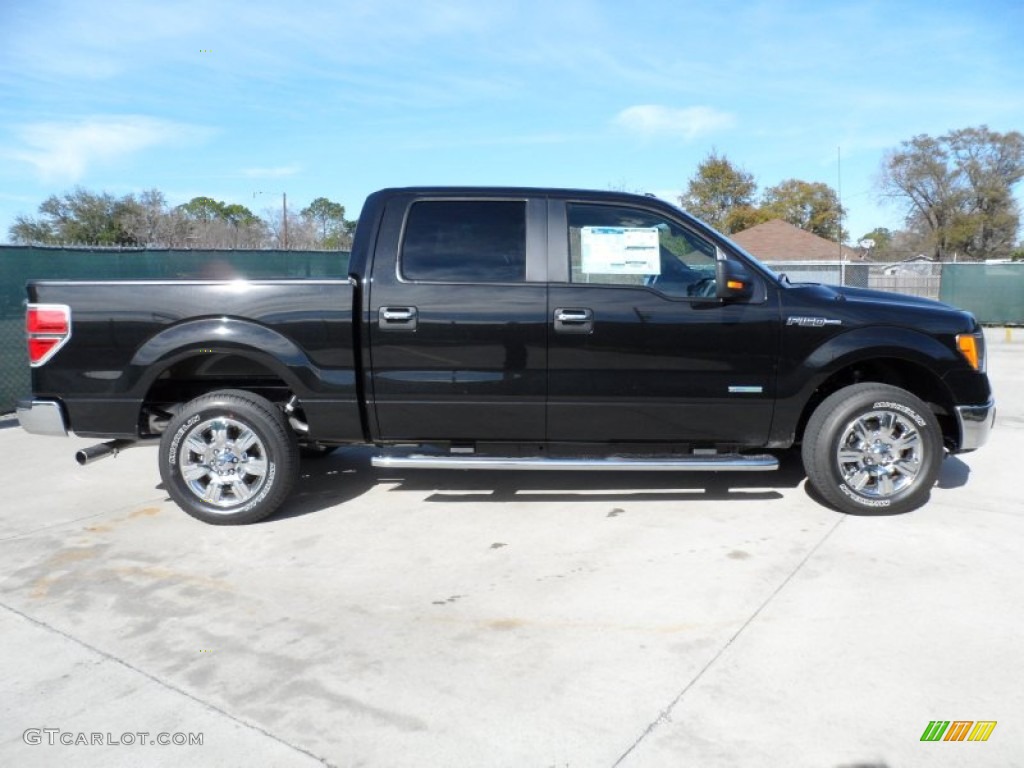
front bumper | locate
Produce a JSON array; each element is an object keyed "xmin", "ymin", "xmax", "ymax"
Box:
[
  {"xmin": 954, "ymin": 398, "xmax": 995, "ymax": 452},
  {"xmin": 16, "ymin": 399, "xmax": 69, "ymax": 437}
]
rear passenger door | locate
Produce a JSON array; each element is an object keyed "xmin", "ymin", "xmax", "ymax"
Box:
[{"xmin": 368, "ymin": 194, "xmax": 548, "ymax": 442}]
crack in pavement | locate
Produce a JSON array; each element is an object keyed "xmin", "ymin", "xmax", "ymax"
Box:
[
  {"xmin": 0, "ymin": 599, "xmax": 335, "ymax": 767},
  {"xmin": 611, "ymin": 517, "xmax": 846, "ymax": 767}
]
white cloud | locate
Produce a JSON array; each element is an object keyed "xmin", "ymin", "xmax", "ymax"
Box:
[
  {"xmin": 9, "ymin": 116, "xmax": 212, "ymax": 182},
  {"xmin": 242, "ymin": 165, "xmax": 302, "ymax": 179},
  {"xmin": 613, "ymin": 105, "xmax": 736, "ymax": 141}
]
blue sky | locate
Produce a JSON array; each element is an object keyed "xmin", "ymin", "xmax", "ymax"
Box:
[{"xmin": 1, "ymin": 0, "xmax": 1022, "ymax": 245}]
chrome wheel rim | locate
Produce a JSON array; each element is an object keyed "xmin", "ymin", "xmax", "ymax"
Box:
[
  {"xmin": 835, "ymin": 409, "xmax": 923, "ymax": 498},
  {"xmin": 178, "ymin": 417, "xmax": 269, "ymax": 508}
]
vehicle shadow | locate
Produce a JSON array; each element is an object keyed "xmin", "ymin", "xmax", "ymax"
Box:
[
  {"xmin": 936, "ymin": 454, "xmax": 970, "ymax": 489},
  {"xmin": 802, "ymin": 453, "xmax": 972, "ymax": 517},
  {"xmin": 269, "ymin": 446, "xmax": 809, "ymax": 522}
]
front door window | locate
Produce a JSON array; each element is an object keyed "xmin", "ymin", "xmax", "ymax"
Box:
[{"xmin": 568, "ymin": 203, "xmax": 719, "ymax": 299}]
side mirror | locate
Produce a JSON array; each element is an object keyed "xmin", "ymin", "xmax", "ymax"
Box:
[{"xmin": 716, "ymin": 259, "xmax": 754, "ymax": 301}]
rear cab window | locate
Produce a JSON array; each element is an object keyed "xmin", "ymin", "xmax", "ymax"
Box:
[{"xmin": 400, "ymin": 200, "xmax": 526, "ymax": 283}]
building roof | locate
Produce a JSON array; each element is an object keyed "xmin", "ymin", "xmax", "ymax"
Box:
[{"xmin": 730, "ymin": 219, "xmax": 860, "ymax": 262}]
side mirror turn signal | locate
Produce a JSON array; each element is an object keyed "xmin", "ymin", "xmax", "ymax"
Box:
[{"xmin": 716, "ymin": 260, "xmax": 754, "ymax": 301}]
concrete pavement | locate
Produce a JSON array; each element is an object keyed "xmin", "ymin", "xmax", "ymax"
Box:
[{"xmin": 1, "ymin": 328, "xmax": 1021, "ymax": 767}]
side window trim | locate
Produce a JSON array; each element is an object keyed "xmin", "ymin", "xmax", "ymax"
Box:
[
  {"xmin": 525, "ymin": 198, "xmax": 547, "ymax": 283},
  {"xmin": 546, "ymin": 199, "xmax": 570, "ymax": 283}
]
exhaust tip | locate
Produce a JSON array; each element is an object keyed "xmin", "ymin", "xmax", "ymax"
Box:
[{"xmin": 76, "ymin": 439, "xmax": 136, "ymax": 466}]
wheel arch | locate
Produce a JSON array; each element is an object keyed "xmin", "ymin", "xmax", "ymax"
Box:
[
  {"xmin": 794, "ymin": 356, "xmax": 959, "ymax": 450},
  {"xmin": 130, "ymin": 318, "xmax": 318, "ymax": 432},
  {"xmin": 788, "ymin": 327, "xmax": 964, "ymax": 451}
]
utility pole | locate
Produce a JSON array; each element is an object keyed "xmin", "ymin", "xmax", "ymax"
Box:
[{"xmin": 254, "ymin": 190, "xmax": 289, "ymax": 249}]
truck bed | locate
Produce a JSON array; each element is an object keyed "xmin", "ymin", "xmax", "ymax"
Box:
[{"xmin": 27, "ymin": 278, "xmax": 364, "ymax": 440}]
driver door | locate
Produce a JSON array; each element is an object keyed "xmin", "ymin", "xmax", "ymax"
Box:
[{"xmin": 546, "ymin": 200, "xmax": 779, "ymax": 445}]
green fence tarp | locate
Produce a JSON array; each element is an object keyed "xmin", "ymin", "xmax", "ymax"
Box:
[
  {"xmin": 939, "ymin": 263, "xmax": 1024, "ymax": 325},
  {"xmin": 0, "ymin": 246, "xmax": 349, "ymax": 414}
]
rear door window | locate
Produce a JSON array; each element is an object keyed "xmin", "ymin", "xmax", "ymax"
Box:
[{"xmin": 401, "ymin": 200, "xmax": 526, "ymax": 283}]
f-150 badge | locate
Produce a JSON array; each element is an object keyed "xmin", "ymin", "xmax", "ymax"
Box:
[{"xmin": 786, "ymin": 316, "xmax": 843, "ymax": 327}]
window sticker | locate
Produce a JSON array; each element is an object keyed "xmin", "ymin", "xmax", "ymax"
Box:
[{"xmin": 581, "ymin": 227, "xmax": 660, "ymax": 275}]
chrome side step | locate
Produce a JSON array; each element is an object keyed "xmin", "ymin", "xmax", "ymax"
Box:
[{"xmin": 371, "ymin": 454, "xmax": 779, "ymax": 472}]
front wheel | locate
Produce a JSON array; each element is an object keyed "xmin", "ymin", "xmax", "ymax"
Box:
[
  {"xmin": 802, "ymin": 383, "xmax": 943, "ymax": 515},
  {"xmin": 159, "ymin": 390, "xmax": 299, "ymax": 524}
]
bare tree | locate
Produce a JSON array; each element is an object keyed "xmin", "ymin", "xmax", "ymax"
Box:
[{"xmin": 879, "ymin": 126, "xmax": 1024, "ymax": 260}]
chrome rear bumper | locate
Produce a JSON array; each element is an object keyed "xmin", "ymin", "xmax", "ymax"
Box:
[{"xmin": 16, "ymin": 399, "xmax": 69, "ymax": 437}]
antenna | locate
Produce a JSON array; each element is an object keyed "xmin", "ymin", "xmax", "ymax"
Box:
[{"xmin": 838, "ymin": 146, "xmax": 845, "ymax": 283}]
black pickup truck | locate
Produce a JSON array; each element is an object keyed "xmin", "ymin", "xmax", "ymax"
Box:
[{"xmin": 17, "ymin": 187, "xmax": 994, "ymax": 523}]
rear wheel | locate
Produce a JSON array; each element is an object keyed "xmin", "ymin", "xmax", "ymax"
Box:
[
  {"xmin": 802, "ymin": 383, "xmax": 943, "ymax": 514},
  {"xmin": 159, "ymin": 390, "xmax": 299, "ymax": 524}
]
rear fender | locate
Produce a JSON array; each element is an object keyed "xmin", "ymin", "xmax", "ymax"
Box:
[{"xmin": 130, "ymin": 317, "xmax": 317, "ymax": 396}]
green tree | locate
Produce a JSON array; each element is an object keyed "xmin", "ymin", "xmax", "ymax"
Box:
[
  {"xmin": 723, "ymin": 205, "xmax": 773, "ymax": 234},
  {"xmin": 680, "ymin": 151, "xmax": 757, "ymax": 233},
  {"xmin": 220, "ymin": 203, "xmax": 259, "ymax": 227},
  {"xmin": 9, "ymin": 214, "xmax": 54, "ymax": 244},
  {"xmin": 301, "ymin": 197, "xmax": 347, "ymax": 248},
  {"xmin": 857, "ymin": 227, "xmax": 895, "ymax": 254},
  {"xmin": 878, "ymin": 125, "xmax": 1024, "ymax": 260},
  {"xmin": 10, "ymin": 189, "xmax": 353, "ymax": 250},
  {"xmin": 220, "ymin": 203, "xmax": 262, "ymax": 247},
  {"xmin": 177, "ymin": 196, "xmax": 228, "ymax": 222},
  {"xmin": 9, "ymin": 187, "xmax": 138, "ymax": 245},
  {"xmin": 176, "ymin": 197, "xmax": 264, "ymax": 247},
  {"xmin": 761, "ymin": 179, "xmax": 845, "ymax": 241}
]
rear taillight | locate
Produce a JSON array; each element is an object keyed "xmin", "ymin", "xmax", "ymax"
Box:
[{"xmin": 26, "ymin": 304, "xmax": 71, "ymax": 366}]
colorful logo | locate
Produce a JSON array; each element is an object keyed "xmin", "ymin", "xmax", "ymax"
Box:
[{"xmin": 921, "ymin": 720, "xmax": 997, "ymax": 742}]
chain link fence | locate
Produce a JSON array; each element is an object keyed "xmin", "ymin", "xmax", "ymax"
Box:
[{"xmin": 763, "ymin": 260, "xmax": 1023, "ymax": 321}]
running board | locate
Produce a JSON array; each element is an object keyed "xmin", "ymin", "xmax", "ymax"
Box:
[{"xmin": 371, "ymin": 454, "xmax": 779, "ymax": 472}]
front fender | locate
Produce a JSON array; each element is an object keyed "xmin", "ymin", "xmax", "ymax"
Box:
[
  {"xmin": 770, "ymin": 325, "xmax": 962, "ymax": 447},
  {"xmin": 801, "ymin": 325, "xmax": 961, "ymax": 377}
]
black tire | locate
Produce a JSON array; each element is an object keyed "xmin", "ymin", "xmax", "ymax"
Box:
[
  {"xmin": 159, "ymin": 390, "xmax": 299, "ymax": 525},
  {"xmin": 802, "ymin": 383, "xmax": 943, "ymax": 515}
]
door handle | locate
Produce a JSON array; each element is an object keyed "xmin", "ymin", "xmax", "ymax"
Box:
[
  {"xmin": 379, "ymin": 306, "xmax": 418, "ymax": 330},
  {"xmin": 554, "ymin": 307, "xmax": 593, "ymax": 333}
]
